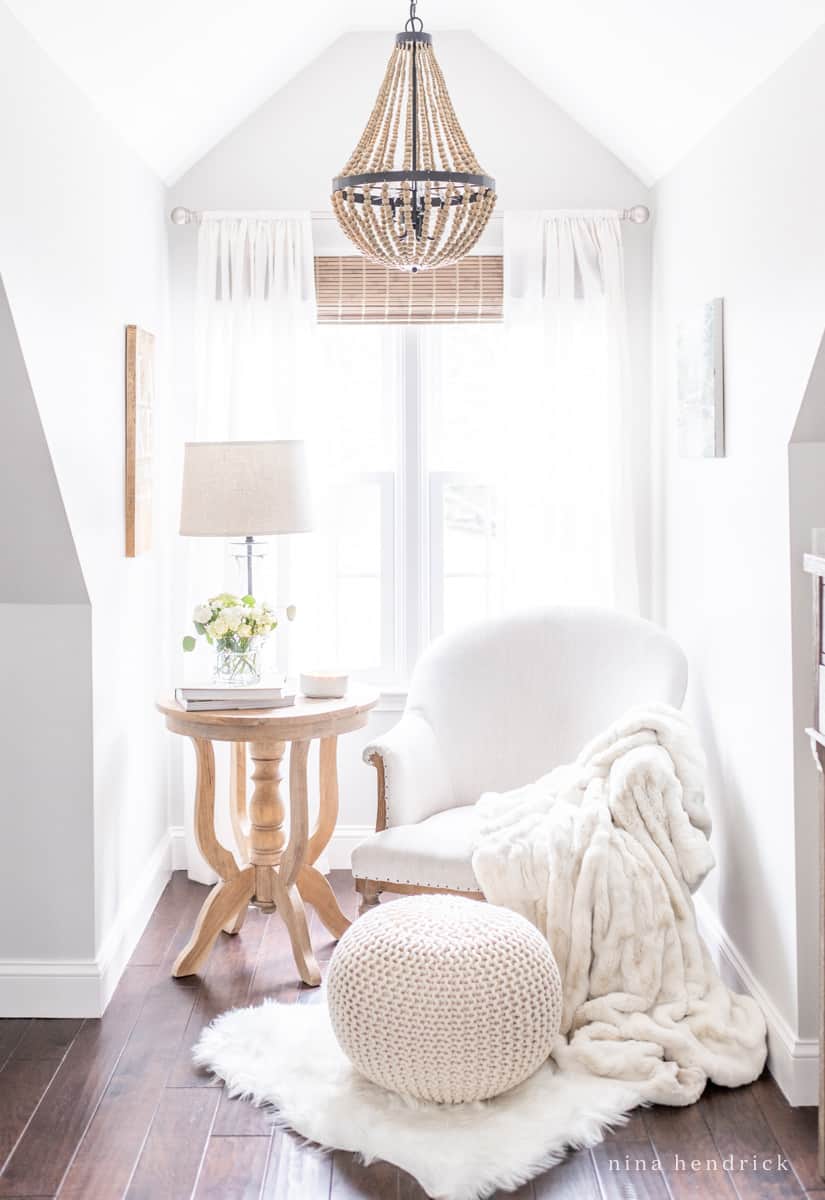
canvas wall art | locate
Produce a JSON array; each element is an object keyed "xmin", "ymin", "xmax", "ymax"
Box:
[{"xmin": 676, "ymin": 297, "xmax": 725, "ymax": 458}]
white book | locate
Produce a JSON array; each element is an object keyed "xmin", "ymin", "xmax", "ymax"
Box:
[
  {"xmin": 177, "ymin": 693, "xmax": 296, "ymax": 713},
  {"xmin": 175, "ymin": 681, "xmax": 287, "ymax": 703}
]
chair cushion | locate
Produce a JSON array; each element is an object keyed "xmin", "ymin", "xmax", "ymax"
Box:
[{"xmin": 350, "ymin": 806, "xmax": 480, "ymax": 893}]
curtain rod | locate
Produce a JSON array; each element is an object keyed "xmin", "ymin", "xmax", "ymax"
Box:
[{"xmin": 169, "ymin": 205, "xmax": 651, "ymax": 226}]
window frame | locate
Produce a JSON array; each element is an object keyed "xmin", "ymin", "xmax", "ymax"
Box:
[{"xmin": 314, "ymin": 322, "xmax": 504, "ymax": 689}]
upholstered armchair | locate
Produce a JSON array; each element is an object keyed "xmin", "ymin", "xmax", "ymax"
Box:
[{"xmin": 352, "ymin": 606, "xmax": 687, "ymax": 910}]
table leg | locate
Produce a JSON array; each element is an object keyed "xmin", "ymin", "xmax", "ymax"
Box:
[
  {"xmin": 173, "ymin": 868, "xmax": 254, "ymax": 978},
  {"xmin": 271, "ymin": 877, "xmax": 321, "ymax": 986},
  {"xmin": 229, "ymin": 741, "xmax": 249, "ymax": 862},
  {"xmin": 248, "ymin": 739, "xmax": 321, "ymax": 986},
  {"xmin": 247, "ymin": 741, "xmax": 285, "ymax": 912},
  {"xmin": 176, "ymin": 737, "xmax": 249, "ymax": 964},
  {"xmin": 189, "ymin": 737, "xmax": 239, "ymax": 880},
  {"xmin": 223, "ymin": 743, "xmax": 250, "ymax": 935},
  {"xmin": 297, "ymin": 735, "xmax": 352, "ymax": 940},
  {"xmin": 297, "ymin": 865, "xmax": 350, "ymax": 939}
]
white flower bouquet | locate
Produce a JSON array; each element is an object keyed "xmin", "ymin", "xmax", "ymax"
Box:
[{"xmin": 182, "ymin": 593, "xmax": 292, "ymax": 685}]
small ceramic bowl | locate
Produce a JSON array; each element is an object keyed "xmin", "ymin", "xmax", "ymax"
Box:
[{"xmin": 300, "ymin": 670, "xmax": 349, "ymax": 699}]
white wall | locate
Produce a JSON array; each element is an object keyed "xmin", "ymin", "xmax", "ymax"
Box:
[
  {"xmin": 0, "ymin": 4, "xmax": 172, "ymax": 1013},
  {"xmin": 167, "ymin": 30, "xmax": 653, "ymax": 832},
  {"xmin": 651, "ymin": 25, "xmax": 825, "ymax": 1096}
]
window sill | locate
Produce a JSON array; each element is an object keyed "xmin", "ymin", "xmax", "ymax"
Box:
[{"xmin": 372, "ymin": 688, "xmax": 408, "ymax": 713}]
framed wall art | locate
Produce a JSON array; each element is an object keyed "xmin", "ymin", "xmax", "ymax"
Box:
[{"xmin": 125, "ymin": 324, "xmax": 155, "ymax": 556}]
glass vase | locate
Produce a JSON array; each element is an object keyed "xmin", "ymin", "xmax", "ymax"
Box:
[{"xmin": 214, "ymin": 638, "xmax": 264, "ymax": 687}]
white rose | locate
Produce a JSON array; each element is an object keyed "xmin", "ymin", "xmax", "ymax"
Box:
[
  {"xmin": 238, "ymin": 623, "xmax": 252, "ymax": 638},
  {"xmin": 211, "ymin": 617, "xmax": 228, "ymax": 637},
  {"xmin": 193, "ymin": 604, "xmax": 212, "ymax": 624},
  {"xmin": 223, "ymin": 606, "xmax": 245, "ymax": 632}
]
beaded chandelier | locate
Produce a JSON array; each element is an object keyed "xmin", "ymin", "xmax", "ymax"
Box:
[{"xmin": 332, "ymin": 1, "xmax": 496, "ymax": 273}]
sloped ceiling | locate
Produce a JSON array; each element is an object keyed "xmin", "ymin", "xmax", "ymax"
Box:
[{"xmin": 5, "ymin": 0, "xmax": 825, "ymax": 184}]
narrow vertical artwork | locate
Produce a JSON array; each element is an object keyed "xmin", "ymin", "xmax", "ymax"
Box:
[
  {"xmin": 125, "ymin": 324, "xmax": 155, "ymax": 556},
  {"xmin": 676, "ymin": 298, "xmax": 725, "ymax": 458}
]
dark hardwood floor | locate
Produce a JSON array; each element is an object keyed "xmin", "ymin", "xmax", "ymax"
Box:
[{"xmin": 0, "ymin": 871, "xmax": 820, "ymax": 1199}]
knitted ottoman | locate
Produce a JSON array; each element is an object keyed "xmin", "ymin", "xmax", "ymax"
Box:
[{"xmin": 326, "ymin": 894, "xmax": 562, "ymax": 1103}]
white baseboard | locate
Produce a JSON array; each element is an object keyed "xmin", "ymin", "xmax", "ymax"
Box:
[
  {"xmin": 0, "ymin": 819, "xmax": 370, "ymax": 1020},
  {"xmin": 95, "ymin": 831, "xmax": 172, "ymax": 1013},
  {"xmin": 326, "ymin": 824, "xmax": 372, "ymax": 869},
  {"xmin": 169, "ymin": 824, "xmax": 188, "ymax": 871},
  {"xmin": 695, "ymin": 895, "xmax": 818, "ymax": 1106},
  {"xmin": 0, "ymin": 830, "xmax": 172, "ymax": 1019}
]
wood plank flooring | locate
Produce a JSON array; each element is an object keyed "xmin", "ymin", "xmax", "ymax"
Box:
[{"xmin": 0, "ymin": 870, "xmax": 820, "ymax": 1200}]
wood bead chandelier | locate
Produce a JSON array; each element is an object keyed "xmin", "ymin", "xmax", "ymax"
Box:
[{"xmin": 332, "ymin": 1, "xmax": 496, "ymax": 273}]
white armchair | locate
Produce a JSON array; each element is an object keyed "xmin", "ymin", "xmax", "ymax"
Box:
[{"xmin": 352, "ymin": 606, "xmax": 687, "ymax": 909}]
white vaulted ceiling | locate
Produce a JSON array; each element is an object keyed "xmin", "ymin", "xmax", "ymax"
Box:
[{"xmin": 4, "ymin": 0, "xmax": 825, "ymax": 184}]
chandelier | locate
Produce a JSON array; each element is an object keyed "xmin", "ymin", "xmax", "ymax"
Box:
[{"xmin": 332, "ymin": 1, "xmax": 496, "ymax": 273}]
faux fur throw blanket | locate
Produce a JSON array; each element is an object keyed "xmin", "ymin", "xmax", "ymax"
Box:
[{"xmin": 471, "ymin": 704, "xmax": 767, "ymax": 1106}]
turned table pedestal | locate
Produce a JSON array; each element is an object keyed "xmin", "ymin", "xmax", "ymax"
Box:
[{"xmin": 157, "ymin": 686, "xmax": 378, "ymax": 985}]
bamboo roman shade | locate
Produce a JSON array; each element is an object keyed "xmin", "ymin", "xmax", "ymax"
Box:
[{"xmin": 314, "ymin": 255, "xmax": 503, "ymax": 324}]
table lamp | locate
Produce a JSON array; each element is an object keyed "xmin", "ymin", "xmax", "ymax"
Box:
[{"xmin": 179, "ymin": 440, "xmax": 313, "ymax": 596}]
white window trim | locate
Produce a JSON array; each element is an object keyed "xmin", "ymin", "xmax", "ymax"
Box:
[{"xmin": 398, "ymin": 328, "xmax": 429, "ymax": 681}]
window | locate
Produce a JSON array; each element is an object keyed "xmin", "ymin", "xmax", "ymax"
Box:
[
  {"xmin": 193, "ymin": 223, "xmax": 636, "ymax": 689},
  {"xmin": 294, "ymin": 321, "xmax": 507, "ymax": 685},
  {"xmin": 290, "ymin": 325, "xmax": 400, "ymax": 681},
  {"xmin": 423, "ymin": 326, "xmax": 504, "ymax": 639}
]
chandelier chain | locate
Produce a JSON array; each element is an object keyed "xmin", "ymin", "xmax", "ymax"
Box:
[{"xmin": 405, "ymin": 0, "xmax": 423, "ymax": 33}]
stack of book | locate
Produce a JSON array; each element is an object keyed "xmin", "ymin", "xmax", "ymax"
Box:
[{"xmin": 174, "ymin": 682, "xmax": 296, "ymax": 712}]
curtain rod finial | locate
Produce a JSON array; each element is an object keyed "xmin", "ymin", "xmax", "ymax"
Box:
[
  {"xmin": 624, "ymin": 205, "xmax": 650, "ymax": 224},
  {"xmin": 170, "ymin": 206, "xmax": 192, "ymax": 225}
]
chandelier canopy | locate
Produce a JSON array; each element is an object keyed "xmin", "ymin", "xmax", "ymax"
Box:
[{"xmin": 332, "ymin": 1, "xmax": 496, "ymax": 273}]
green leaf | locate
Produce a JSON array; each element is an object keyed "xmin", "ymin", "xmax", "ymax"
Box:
[
  {"xmin": 194, "ymin": 621, "xmax": 206, "ymax": 635},
  {"xmin": 206, "ymin": 634, "xmax": 214, "ymax": 645},
  {"xmin": 182, "ymin": 635, "xmax": 196, "ymax": 652},
  {"xmin": 242, "ymin": 594, "xmax": 255, "ymax": 606}
]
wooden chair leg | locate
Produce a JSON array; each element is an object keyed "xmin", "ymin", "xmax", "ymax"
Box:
[{"xmin": 358, "ymin": 879, "xmax": 382, "ymax": 916}]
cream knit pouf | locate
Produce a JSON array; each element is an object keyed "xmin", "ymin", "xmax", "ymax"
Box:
[{"xmin": 326, "ymin": 894, "xmax": 562, "ymax": 1104}]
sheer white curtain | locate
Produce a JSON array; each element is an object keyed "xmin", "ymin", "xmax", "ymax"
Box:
[
  {"xmin": 195, "ymin": 213, "xmax": 316, "ymax": 441},
  {"xmin": 182, "ymin": 212, "xmax": 316, "ymax": 882},
  {"xmin": 500, "ymin": 212, "xmax": 639, "ymax": 613}
]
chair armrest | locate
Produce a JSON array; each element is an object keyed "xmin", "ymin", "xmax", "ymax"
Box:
[{"xmin": 363, "ymin": 713, "xmax": 454, "ymax": 828}]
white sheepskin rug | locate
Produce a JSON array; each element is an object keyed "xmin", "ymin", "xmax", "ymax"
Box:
[{"xmin": 194, "ymin": 999, "xmax": 643, "ymax": 1200}]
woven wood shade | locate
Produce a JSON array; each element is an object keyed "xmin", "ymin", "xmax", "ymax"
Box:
[
  {"xmin": 315, "ymin": 255, "xmax": 503, "ymax": 324},
  {"xmin": 331, "ymin": 25, "xmax": 496, "ymax": 274}
]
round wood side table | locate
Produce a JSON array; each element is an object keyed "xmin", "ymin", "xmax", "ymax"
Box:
[{"xmin": 157, "ymin": 685, "xmax": 379, "ymax": 986}]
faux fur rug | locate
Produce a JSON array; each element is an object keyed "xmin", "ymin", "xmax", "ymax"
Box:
[{"xmin": 194, "ymin": 1000, "xmax": 643, "ymax": 1200}]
